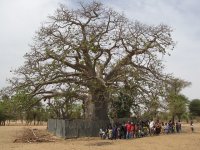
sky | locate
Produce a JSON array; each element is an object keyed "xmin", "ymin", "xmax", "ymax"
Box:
[{"xmin": 0, "ymin": 0, "xmax": 199, "ymax": 100}]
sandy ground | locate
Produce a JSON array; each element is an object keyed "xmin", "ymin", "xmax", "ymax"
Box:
[{"xmin": 0, "ymin": 123, "xmax": 200, "ymax": 150}]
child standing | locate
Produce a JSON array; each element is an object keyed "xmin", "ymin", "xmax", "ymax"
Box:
[{"xmin": 164, "ymin": 123, "xmax": 169, "ymax": 134}]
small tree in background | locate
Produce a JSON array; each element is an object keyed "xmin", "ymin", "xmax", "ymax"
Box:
[
  {"xmin": 164, "ymin": 78, "xmax": 191, "ymax": 121},
  {"xmin": 168, "ymin": 94, "xmax": 188, "ymax": 121},
  {"xmin": 189, "ymin": 99, "xmax": 200, "ymax": 116},
  {"xmin": 0, "ymin": 95, "xmax": 16, "ymax": 125}
]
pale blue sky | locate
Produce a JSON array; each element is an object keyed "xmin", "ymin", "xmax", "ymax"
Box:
[{"xmin": 0, "ymin": 0, "xmax": 199, "ymax": 100}]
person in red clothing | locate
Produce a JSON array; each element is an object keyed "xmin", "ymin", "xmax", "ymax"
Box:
[
  {"xmin": 130, "ymin": 122, "xmax": 135, "ymax": 138},
  {"xmin": 126, "ymin": 121, "xmax": 132, "ymax": 139}
]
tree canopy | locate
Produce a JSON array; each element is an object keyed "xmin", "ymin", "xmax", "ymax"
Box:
[
  {"xmin": 189, "ymin": 99, "xmax": 200, "ymax": 116},
  {"xmin": 1, "ymin": 1, "xmax": 178, "ymax": 120},
  {"xmin": 164, "ymin": 78, "xmax": 190, "ymax": 121}
]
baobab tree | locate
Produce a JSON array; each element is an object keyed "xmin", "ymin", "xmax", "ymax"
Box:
[{"xmin": 6, "ymin": 1, "xmax": 175, "ymax": 121}]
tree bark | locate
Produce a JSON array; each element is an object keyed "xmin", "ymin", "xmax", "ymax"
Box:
[{"xmin": 84, "ymin": 88, "xmax": 109, "ymax": 121}]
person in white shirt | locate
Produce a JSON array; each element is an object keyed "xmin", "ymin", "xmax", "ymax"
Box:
[{"xmin": 149, "ymin": 120, "xmax": 155, "ymax": 135}]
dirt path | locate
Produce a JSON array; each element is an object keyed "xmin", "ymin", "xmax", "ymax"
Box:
[{"xmin": 0, "ymin": 124, "xmax": 200, "ymax": 150}]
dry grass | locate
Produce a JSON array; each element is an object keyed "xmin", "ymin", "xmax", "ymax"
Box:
[{"xmin": 0, "ymin": 123, "xmax": 200, "ymax": 150}]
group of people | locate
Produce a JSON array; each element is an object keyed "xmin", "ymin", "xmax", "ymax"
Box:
[{"xmin": 99, "ymin": 119, "xmax": 182, "ymax": 140}]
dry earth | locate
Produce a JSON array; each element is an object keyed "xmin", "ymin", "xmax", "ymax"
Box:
[{"xmin": 0, "ymin": 123, "xmax": 200, "ymax": 150}]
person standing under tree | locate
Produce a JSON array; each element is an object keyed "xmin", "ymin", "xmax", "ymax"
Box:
[
  {"xmin": 176, "ymin": 122, "xmax": 180, "ymax": 133},
  {"xmin": 178, "ymin": 120, "xmax": 182, "ymax": 132},
  {"xmin": 190, "ymin": 120, "xmax": 194, "ymax": 132},
  {"xmin": 126, "ymin": 121, "xmax": 132, "ymax": 139}
]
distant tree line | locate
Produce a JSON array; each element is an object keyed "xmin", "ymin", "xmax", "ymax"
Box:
[{"xmin": 1, "ymin": 77, "xmax": 199, "ymax": 125}]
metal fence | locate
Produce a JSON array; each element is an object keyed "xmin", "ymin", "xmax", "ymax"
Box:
[
  {"xmin": 47, "ymin": 119, "xmax": 110, "ymax": 138},
  {"xmin": 47, "ymin": 118, "xmax": 136, "ymax": 139}
]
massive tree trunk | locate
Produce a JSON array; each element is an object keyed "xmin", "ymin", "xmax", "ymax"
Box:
[{"xmin": 84, "ymin": 87, "xmax": 109, "ymax": 121}]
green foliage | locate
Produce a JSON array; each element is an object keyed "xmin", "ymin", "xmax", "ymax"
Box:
[
  {"xmin": 166, "ymin": 78, "xmax": 191, "ymax": 95},
  {"xmin": 189, "ymin": 99, "xmax": 200, "ymax": 116},
  {"xmin": 0, "ymin": 103, "xmax": 7, "ymax": 124},
  {"xmin": 181, "ymin": 112, "xmax": 190, "ymax": 123},
  {"xmin": 168, "ymin": 94, "xmax": 188, "ymax": 120},
  {"xmin": 0, "ymin": 91, "xmax": 50, "ymax": 124},
  {"xmin": 165, "ymin": 77, "xmax": 191, "ymax": 121},
  {"xmin": 112, "ymin": 92, "xmax": 133, "ymax": 118},
  {"xmin": 70, "ymin": 104, "xmax": 83, "ymax": 119},
  {"xmin": 25, "ymin": 102, "xmax": 49, "ymax": 124},
  {"xmin": 0, "ymin": 95, "xmax": 15, "ymax": 124},
  {"xmin": 144, "ymin": 96, "xmax": 160, "ymax": 119},
  {"xmin": 158, "ymin": 112, "xmax": 170, "ymax": 121},
  {"xmin": 47, "ymin": 95, "xmax": 83, "ymax": 119}
]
